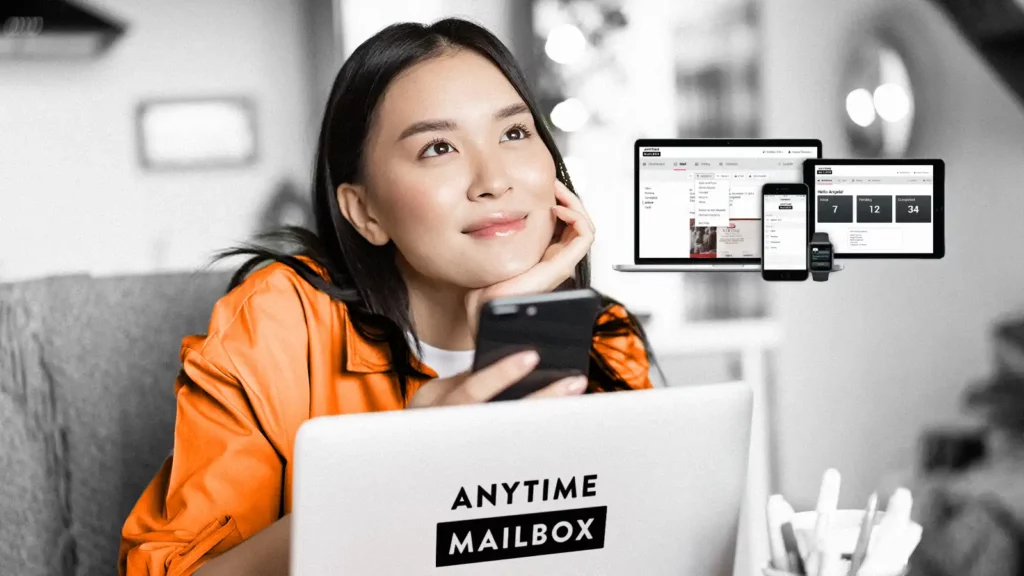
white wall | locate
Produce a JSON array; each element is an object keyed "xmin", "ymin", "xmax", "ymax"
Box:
[
  {"xmin": 305, "ymin": 0, "xmax": 343, "ymax": 134},
  {"xmin": 576, "ymin": 0, "xmax": 685, "ymax": 337},
  {"xmin": 763, "ymin": 0, "xmax": 1024, "ymax": 510},
  {"xmin": 339, "ymin": 0, "xmax": 519, "ymax": 60},
  {"xmin": 0, "ymin": 0, "xmax": 315, "ymax": 281}
]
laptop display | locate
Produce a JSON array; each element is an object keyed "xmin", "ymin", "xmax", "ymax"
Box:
[{"xmin": 634, "ymin": 139, "xmax": 821, "ymax": 265}]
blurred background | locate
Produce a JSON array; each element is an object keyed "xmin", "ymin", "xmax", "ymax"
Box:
[{"xmin": 3, "ymin": 0, "xmax": 1024, "ymax": 575}]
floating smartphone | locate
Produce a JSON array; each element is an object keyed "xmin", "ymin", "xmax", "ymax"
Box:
[
  {"xmin": 473, "ymin": 288, "xmax": 601, "ymax": 402},
  {"xmin": 761, "ymin": 183, "xmax": 810, "ymax": 281}
]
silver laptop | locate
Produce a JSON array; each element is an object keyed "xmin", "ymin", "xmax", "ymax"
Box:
[
  {"xmin": 290, "ymin": 383, "xmax": 753, "ymax": 576},
  {"xmin": 615, "ymin": 138, "xmax": 822, "ymax": 271}
]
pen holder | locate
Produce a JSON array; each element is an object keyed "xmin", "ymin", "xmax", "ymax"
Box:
[
  {"xmin": 791, "ymin": 509, "xmax": 879, "ymax": 557},
  {"xmin": 764, "ymin": 509, "xmax": 918, "ymax": 576},
  {"xmin": 762, "ymin": 564, "xmax": 908, "ymax": 576}
]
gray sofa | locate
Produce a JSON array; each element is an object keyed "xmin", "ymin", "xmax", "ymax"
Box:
[{"xmin": 0, "ymin": 271, "xmax": 232, "ymax": 576}]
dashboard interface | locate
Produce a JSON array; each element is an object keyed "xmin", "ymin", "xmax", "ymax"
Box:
[
  {"xmin": 638, "ymin": 145, "xmax": 818, "ymax": 259},
  {"xmin": 813, "ymin": 164, "xmax": 935, "ymax": 254},
  {"xmin": 763, "ymin": 193, "xmax": 807, "ymax": 271}
]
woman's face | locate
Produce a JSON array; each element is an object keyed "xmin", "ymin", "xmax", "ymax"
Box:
[{"xmin": 353, "ymin": 49, "xmax": 558, "ymax": 289}]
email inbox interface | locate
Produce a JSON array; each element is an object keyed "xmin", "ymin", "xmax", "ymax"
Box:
[
  {"xmin": 763, "ymin": 194, "xmax": 807, "ymax": 271},
  {"xmin": 638, "ymin": 146, "xmax": 817, "ymax": 259},
  {"xmin": 814, "ymin": 165, "xmax": 934, "ymax": 253}
]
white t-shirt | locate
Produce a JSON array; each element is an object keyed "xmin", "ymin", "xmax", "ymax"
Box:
[{"xmin": 407, "ymin": 334, "xmax": 474, "ymax": 379}]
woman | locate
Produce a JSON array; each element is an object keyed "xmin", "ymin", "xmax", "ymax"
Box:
[{"xmin": 119, "ymin": 18, "xmax": 658, "ymax": 576}]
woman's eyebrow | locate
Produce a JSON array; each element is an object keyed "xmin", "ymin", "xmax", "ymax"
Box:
[
  {"xmin": 398, "ymin": 119, "xmax": 456, "ymax": 141},
  {"xmin": 396, "ymin": 103, "xmax": 530, "ymax": 142},
  {"xmin": 495, "ymin": 102, "xmax": 530, "ymax": 119}
]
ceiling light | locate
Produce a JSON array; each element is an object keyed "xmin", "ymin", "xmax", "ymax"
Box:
[
  {"xmin": 873, "ymin": 83, "xmax": 910, "ymax": 123},
  {"xmin": 845, "ymin": 89, "xmax": 876, "ymax": 127},
  {"xmin": 550, "ymin": 98, "xmax": 589, "ymax": 132},
  {"xmin": 544, "ymin": 24, "xmax": 586, "ymax": 65}
]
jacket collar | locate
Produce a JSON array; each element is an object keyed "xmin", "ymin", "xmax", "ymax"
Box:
[
  {"xmin": 300, "ymin": 254, "xmax": 435, "ymax": 378},
  {"xmin": 342, "ymin": 309, "xmax": 437, "ymax": 378},
  {"xmin": 342, "ymin": 309, "xmax": 391, "ymax": 373}
]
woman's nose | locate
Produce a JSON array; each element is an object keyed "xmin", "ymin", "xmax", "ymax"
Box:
[{"xmin": 467, "ymin": 157, "xmax": 512, "ymax": 201}]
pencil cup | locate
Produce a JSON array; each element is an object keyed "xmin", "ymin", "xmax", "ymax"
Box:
[
  {"xmin": 761, "ymin": 565, "xmax": 908, "ymax": 576},
  {"xmin": 763, "ymin": 508, "xmax": 917, "ymax": 576},
  {"xmin": 791, "ymin": 509, "xmax": 879, "ymax": 556}
]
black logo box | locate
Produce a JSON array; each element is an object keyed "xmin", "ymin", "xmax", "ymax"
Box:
[
  {"xmin": 436, "ymin": 506, "xmax": 607, "ymax": 567},
  {"xmin": 642, "ymin": 151, "xmax": 661, "ymax": 156}
]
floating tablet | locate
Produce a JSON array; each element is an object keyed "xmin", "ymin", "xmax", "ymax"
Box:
[{"xmin": 804, "ymin": 159, "xmax": 945, "ymax": 259}]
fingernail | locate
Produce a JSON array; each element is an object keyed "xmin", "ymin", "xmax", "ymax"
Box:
[
  {"xmin": 565, "ymin": 376, "xmax": 588, "ymax": 393},
  {"xmin": 521, "ymin": 351, "xmax": 540, "ymax": 366}
]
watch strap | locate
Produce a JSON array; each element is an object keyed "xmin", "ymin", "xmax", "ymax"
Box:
[{"xmin": 811, "ymin": 232, "xmax": 831, "ymax": 281}]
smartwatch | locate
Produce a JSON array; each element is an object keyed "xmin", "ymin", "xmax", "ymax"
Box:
[{"xmin": 809, "ymin": 232, "xmax": 834, "ymax": 282}]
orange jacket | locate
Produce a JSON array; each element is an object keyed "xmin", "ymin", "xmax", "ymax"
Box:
[{"xmin": 118, "ymin": 262, "xmax": 652, "ymax": 575}]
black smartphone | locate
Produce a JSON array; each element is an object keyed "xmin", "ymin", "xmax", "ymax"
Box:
[
  {"xmin": 761, "ymin": 183, "xmax": 810, "ymax": 282},
  {"xmin": 473, "ymin": 288, "xmax": 601, "ymax": 402}
]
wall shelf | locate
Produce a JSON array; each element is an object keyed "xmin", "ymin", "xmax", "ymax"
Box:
[{"xmin": 646, "ymin": 318, "xmax": 782, "ymax": 357}]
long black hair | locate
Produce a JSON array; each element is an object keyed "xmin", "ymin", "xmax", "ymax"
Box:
[{"xmin": 216, "ymin": 18, "xmax": 660, "ymax": 397}]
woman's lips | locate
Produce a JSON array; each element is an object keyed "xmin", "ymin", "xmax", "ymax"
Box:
[{"xmin": 462, "ymin": 213, "xmax": 528, "ymax": 239}]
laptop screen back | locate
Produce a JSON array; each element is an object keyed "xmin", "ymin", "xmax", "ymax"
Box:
[
  {"xmin": 636, "ymin": 142, "xmax": 819, "ymax": 263},
  {"xmin": 290, "ymin": 384, "xmax": 753, "ymax": 576}
]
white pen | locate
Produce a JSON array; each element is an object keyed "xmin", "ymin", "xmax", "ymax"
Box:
[
  {"xmin": 817, "ymin": 535, "xmax": 843, "ymax": 576},
  {"xmin": 886, "ymin": 487, "xmax": 912, "ymax": 522},
  {"xmin": 807, "ymin": 468, "xmax": 841, "ymax": 576},
  {"xmin": 859, "ymin": 487, "xmax": 913, "ymax": 574},
  {"xmin": 847, "ymin": 492, "xmax": 877, "ymax": 576},
  {"xmin": 896, "ymin": 522, "xmax": 923, "ymax": 566},
  {"xmin": 767, "ymin": 495, "xmax": 795, "ymax": 570}
]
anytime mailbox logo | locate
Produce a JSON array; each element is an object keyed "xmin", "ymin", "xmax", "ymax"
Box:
[{"xmin": 435, "ymin": 474, "xmax": 607, "ymax": 567}]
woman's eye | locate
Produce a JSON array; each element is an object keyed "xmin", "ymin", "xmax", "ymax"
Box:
[
  {"xmin": 501, "ymin": 126, "xmax": 529, "ymax": 142},
  {"xmin": 421, "ymin": 141, "xmax": 454, "ymax": 158}
]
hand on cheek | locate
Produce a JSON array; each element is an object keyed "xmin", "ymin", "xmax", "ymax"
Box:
[
  {"xmin": 464, "ymin": 179, "xmax": 595, "ymax": 335},
  {"xmin": 542, "ymin": 181, "xmax": 595, "ymax": 265}
]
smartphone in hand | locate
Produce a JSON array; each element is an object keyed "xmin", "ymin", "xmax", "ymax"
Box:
[{"xmin": 474, "ymin": 289, "xmax": 601, "ymax": 401}]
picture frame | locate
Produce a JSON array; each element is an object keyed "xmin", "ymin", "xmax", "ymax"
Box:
[{"xmin": 135, "ymin": 96, "xmax": 258, "ymax": 171}]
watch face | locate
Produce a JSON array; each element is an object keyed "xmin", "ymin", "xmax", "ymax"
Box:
[{"xmin": 809, "ymin": 244, "xmax": 832, "ymax": 271}]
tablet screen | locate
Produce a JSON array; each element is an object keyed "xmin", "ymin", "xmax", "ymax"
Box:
[{"xmin": 812, "ymin": 163, "xmax": 936, "ymax": 254}]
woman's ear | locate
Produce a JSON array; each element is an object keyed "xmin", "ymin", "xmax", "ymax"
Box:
[{"xmin": 336, "ymin": 183, "xmax": 390, "ymax": 246}]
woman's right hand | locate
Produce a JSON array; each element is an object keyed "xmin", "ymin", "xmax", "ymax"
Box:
[{"xmin": 407, "ymin": 350, "xmax": 588, "ymax": 408}]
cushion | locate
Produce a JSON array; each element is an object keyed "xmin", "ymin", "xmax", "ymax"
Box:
[
  {"xmin": 1, "ymin": 270, "xmax": 232, "ymax": 576},
  {"xmin": 0, "ymin": 277, "xmax": 83, "ymax": 576}
]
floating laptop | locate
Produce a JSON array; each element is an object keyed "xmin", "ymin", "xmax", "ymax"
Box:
[
  {"xmin": 290, "ymin": 383, "xmax": 753, "ymax": 575},
  {"xmin": 615, "ymin": 138, "xmax": 822, "ymax": 272}
]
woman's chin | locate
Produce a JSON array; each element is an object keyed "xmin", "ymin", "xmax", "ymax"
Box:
[
  {"xmin": 456, "ymin": 235, "xmax": 550, "ymax": 288},
  {"xmin": 465, "ymin": 258, "xmax": 539, "ymax": 288}
]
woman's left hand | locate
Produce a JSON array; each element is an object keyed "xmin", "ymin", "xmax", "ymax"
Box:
[{"xmin": 465, "ymin": 179, "xmax": 595, "ymax": 334}]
